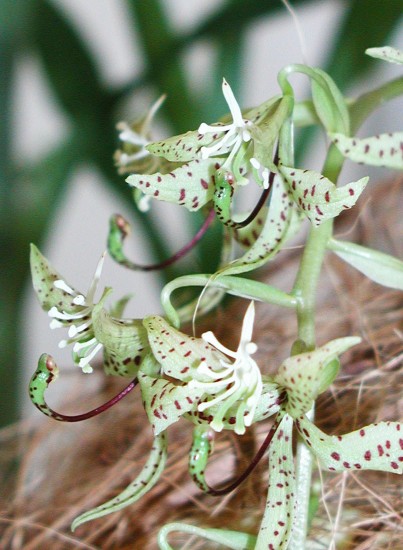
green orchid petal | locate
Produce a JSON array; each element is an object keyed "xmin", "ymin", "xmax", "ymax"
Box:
[
  {"xmin": 143, "ymin": 315, "xmax": 224, "ymax": 383},
  {"xmin": 296, "ymin": 416, "xmax": 403, "ymax": 473},
  {"xmin": 147, "ymin": 129, "xmax": 217, "ymax": 162},
  {"xmin": 310, "ymin": 68, "xmax": 349, "ymax": 135},
  {"xmin": 217, "ymin": 174, "xmax": 303, "ymax": 276},
  {"xmin": 279, "ymin": 166, "xmax": 368, "ymax": 227},
  {"xmin": 275, "ymin": 337, "xmax": 361, "ymax": 418},
  {"xmin": 31, "ymin": 244, "xmax": 106, "ymax": 372},
  {"xmin": 139, "ymin": 370, "xmax": 206, "ymax": 435},
  {"xmin": 158, "ymin": 523, "xmax": 256, "ymax": 550},
  {"xmin": 71, "ymin": 431, "xmax": 167, "ymax": 531},
  {"xmin": 255, "ymin": 413, "xmax": 295, "ymax": 550},
  {"xmin": 126, "ymin": 157, "xmax": 222, "ymax": 211},
  {"xmin": 92, "ymin": 293, "xmax": 149, "ymax": 377},
  {"xmin": 330, "ymin": 132, "xmax": 403, "ymax": 170},
  {"xmin": 250, "ymin": 95, "xmax": 293, "ymax": 173},
  {"xmin": 366, "ymin": 46, "xmax": 403, "ymax": 65},
  {"xmin": 328, "ymin": 238, "xmax": 403, "ymax": 291},
  {"xmin": 30, "ymin": 243, "xmax": 83, "ymax": 315}
]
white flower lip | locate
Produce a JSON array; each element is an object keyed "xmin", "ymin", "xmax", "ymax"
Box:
[
  {"xmin": 198, "ymin": 79, "xmax": 252, "ymax": 163},
  {"xmin": 191, "ymin": 301, "xmax": 263, "ymax": 435},
  {"xmin": 47, "ymin": 253, "xmax": 106, "ymax": 372}
]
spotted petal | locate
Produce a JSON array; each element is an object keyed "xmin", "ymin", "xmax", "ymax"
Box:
[
  {"xmin": 30, "ymin": 244, "xmax": 82, "ymax": 315},
  {"xmin": 126, "ymin": 158, "xmax": 222, "ymax": 211},
  {"xmin": 296, "ymin": 416, "xmax": 403, "ymax": 473},
  {"xmin": 366, "ymin": 46, "xmax": 403, "ymax": 65},
  {"xmin": 275, "ymin": 337, "xmax": 361, "ymax": 418},
  {"xmin": 143, "ymin": 315, "xmax": 226, "ymax": 383},
  {"xmin": 331, "ymin": 132, "xmax": 403, "ymax": 170},
  {"xmin": 280, "ymin": 166, "xmax": 368, "ymax": 227},
  {"xmin": 139, "ymin": 370, "xmax": 205, "ymax": 435},
  {"xmin": 71, "ymin": 431, "xmax": 167, "ymax": 530},
  {"xmin": 255, "ymin": 413, "xmax": 295, "ymax": 550},
  {"xmin": 92, "ymin": 296, "xmax": 149, "ymax": 377}
]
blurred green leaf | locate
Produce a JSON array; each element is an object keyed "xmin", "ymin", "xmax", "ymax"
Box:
[
  {"xmin": 127, "ymin": 0, "xmax": 202, "ymax": 133},
  {"xmin": 31, "ymin": 0, "xmax": 107, "ymax": 120},
  {"xmin": 325, "ymin": 0, "xmax": 403, "ymax": 88}
]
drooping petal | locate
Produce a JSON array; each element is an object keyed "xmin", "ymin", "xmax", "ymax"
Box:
[
  {"xmin": 330, "ymin": 132, "xmax": 403, "ymax": 170},
  {"xmin": 146, "ymin": 129, "xmax": 220, "ymax": 162},
  {"xmin": 275, "ymin": 337, "xmax": 361, "ymax": 418},
  {"xmin": 255, "ymin": 413, "xmax": 296, "ymax": 550},
  {"xmin": 71, "ymin": 431, "xmax": 168, "ymax": 530},
  {"xmin": 188, "ymin": 424, "xmax": 214, "ymax": 492},
  {"xmin": 126, "ymin": 158, "xmax": 222, "ymax": 211},
  {"xmin": 296, "ymin": 416, "xmax": 403, "ymax": 473},
  {"xmin": 217, "ymin": 174, "xmax": 303, "ymax": 276},
  {"xmin": 279, "ymin": 166, "xmax": 368, "ymax": 227}
]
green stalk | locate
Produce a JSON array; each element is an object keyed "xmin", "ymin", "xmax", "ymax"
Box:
[{"xmin": 289, "ymin": 143, "xmax": 344, "ymax": 548}]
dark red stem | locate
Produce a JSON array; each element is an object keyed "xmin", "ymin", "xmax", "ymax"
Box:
[
  {"xmin": 44, "ymin": 377, "xmax": 138, "ymax": 422},
  {"xmin": 204, "ymin": 418, "xmax": 280, "ymax": 496}
]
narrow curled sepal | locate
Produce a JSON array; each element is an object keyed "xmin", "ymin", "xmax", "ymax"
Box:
[
  {"xmin": 188, "ymin": 425, "xmax": 214, "ymax": 492},
  {"xmin": 29, "ymin": 354, "xmax": 60, "ymax": 419},
  {"xmin": 72, "ymin": 431, "xmax": 168, "ymax": 530},
  {"xmin": 255, "ymin": 413, "xmax": 295, "ymax": 550}
]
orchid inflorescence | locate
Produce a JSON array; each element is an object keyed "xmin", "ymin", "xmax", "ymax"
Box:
[{"xmin": 29, "ymin": 46, "xmax": 403, "ymax": 549}]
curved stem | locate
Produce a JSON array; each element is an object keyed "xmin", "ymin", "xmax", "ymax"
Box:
[
  {"xmin": 289, "ymin": 143, "xmax": 344, "ymax": 548},
  {"xmin": 203, "ymin": 420, "xmax": 280, "ymax": 496},
  {"xmin": 30, "ymin": 354, "xmax": 138, "ymax": 422},
  {"xmin": 161, "ymin": 274, "xmax": 297, "ymax": 328},
  {"xmin": 108, "ymin": 209, "xmax": 215, "ymax": 271}
]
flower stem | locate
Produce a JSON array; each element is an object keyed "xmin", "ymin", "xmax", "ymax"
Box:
[{"xmin": 290, "ymin": 143, "xmax": 344, "ymax": 548}]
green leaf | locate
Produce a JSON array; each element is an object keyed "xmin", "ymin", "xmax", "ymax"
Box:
[
  {"xmin": 255, "ymin": 413, "xmax": 295, "ymax": 550},
  {"xmin": 71, "ymin": 431, "xmax": 168, "ymax": 530},
  {"xmin": 92, "ymin": 299, "xmax": 149, "ymax": 378},
  {"xmin": 365, "ymin": 46, "xmax": 403, "ymax": 65},
  {"xmin": 328, "ymin": 238, "xmax": 403, "ymax": 290},
  {"xmin": 126, "ymin": 158, "xmax": 222, "ymax": 211},
  {"xmin": 296, "ymin": 417, "xmax": 403, "ymax": 473},
  {"xmin": 33, "ymin": 0, "xmax": 105, "ymax": 119},
  {"xmin": 279, "ymin": 166, "xmax": 368, "ymax": 227},
  {"xmin": 275, "ymin": 337, "xmax": 360, "ymax": 418},
  {"xmin": 331, "ymin": 132, "xmax": 403, "ymax": 170},
  {"xmin": 310, "ymin": 68, "xmax": 350, "ymax": 134}
]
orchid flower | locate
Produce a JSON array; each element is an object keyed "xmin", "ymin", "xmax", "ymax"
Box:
[
  {"xmin": 30, "ymin": 245, "xmax": 149, "ymax": 376},
  {"xmin": 126, "ymin": 80, "xmax": 293, "ymax": 218}
]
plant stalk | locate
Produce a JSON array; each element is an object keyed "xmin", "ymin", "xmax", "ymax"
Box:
[{"xmin": 289, "ymin": 143, "xmax": 344, "ymax": 548}]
